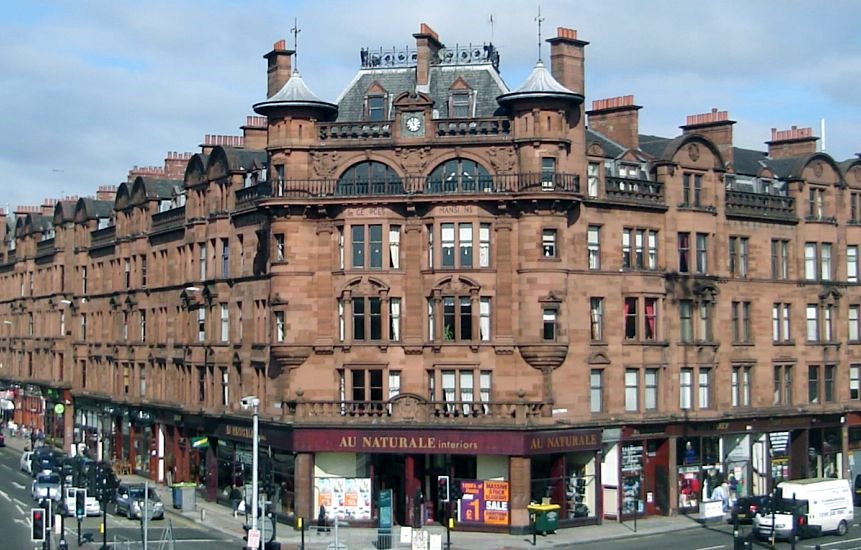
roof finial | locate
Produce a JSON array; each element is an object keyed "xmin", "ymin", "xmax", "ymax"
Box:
[
  {"xmin": 489, "ymin": 13, "xmax": 495, "ymax": 43},
  {"xmin": 535, "ymin": 5, "xmax": 544, "ymax": 62},
  {"xmin": 290, "ymin": 17, "xmax": 301, "ymax": 71}
]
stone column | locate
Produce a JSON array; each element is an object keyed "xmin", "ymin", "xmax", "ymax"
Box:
[{"xmin": 509, "ymin": 456, "xmax": 531, "ymax": 533}]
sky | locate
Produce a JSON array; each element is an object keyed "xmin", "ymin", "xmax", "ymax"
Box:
[{"xmin": 0, "ymin": 0, "xmax": 859, "ymax": 210}]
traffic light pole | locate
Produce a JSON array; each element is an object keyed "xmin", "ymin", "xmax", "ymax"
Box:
[{"xmin": 58, "ymin": 469, "xmax": 67, "ymax": 550}]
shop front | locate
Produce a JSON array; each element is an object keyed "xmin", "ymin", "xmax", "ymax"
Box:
[
  {"xmin": 604, "ymin": 426, "xmax": 670, "ymax": 519},
  {"xmin": 293, "ymin": 426, "xmax": 603, "ymax": 533}
]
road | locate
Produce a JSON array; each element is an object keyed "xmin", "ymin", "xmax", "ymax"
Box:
[
  {"xmin": 0, "ymin": 443, "xmax": 243, "ymax": 549},
  {"xmin": 579, "ymin": 515, "xmax": 861, "ymax": 549}
]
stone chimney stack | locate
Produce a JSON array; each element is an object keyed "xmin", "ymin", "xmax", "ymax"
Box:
[
  {"xmin": 767, "ymin": 126, "xmax": 818, "ymax": 159},
  {"xmin": 242, "ymin": 116, "xmax": 269, "ymax": 149},
  {"xmin": 40, "ymin": 198, "xmax": 58, "ymax": 217},
  {"xmin": 547, "ymin": 27, "xmax": 588, "ymax": 96},
  {"xmin": 414, "ymin": 23, "xmax": 443, "ymax": 90},
  {"xmin": 96, "ymin": 185, "xmax": 117, "ymax": 202},
  {"xmin": 681, "ymin": 108, "xmax": 735, "ymax": 166},
  {"xmin": 264, "ymin": 39, "xmax": 295, "ymax": 99},
  {"xmin": 164, "ymin": 152, "xmax": 192, "ymax": 179},
  {"xmin": 587, "ymin": 95, "xmax": 641, "ymax": 150}
]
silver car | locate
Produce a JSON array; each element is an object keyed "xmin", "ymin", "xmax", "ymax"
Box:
[
  {"xmin": 31, "ymin": 473, "xmax": 61, "ymax": 502},
  {"xmin": 114, "ymin": 483, "xmax": 164, "ymax": 520}
]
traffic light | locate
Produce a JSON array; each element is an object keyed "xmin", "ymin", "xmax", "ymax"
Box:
[
  {"xmin": 31, "ymin": 508, "xmax": 46, "ymax": 542},
  {"xmin": 437, "ymin": 475, "xmax": 450, "ymax": 503},
  {"xmin": 75, "ymin": 488, "xmax": 87, "ymax": 518}
]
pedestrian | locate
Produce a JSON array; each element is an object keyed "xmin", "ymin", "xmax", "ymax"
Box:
[
  {"xmin": 317, "ymin": 504, "xmax": 329, "ymax": 534},
  {"xmin": 230, "ymin": 484, "xmax": 242, "ymax": 517},
  {"xmin": 711, "ymin": 482, "xmax": 728, "ymax": 512}
]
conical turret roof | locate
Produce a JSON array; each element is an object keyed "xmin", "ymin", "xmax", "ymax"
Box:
[
  {"xmin": 497, "ymin": 61, "xmax": 583, "ymax": 106},
  {"xmin": 253, "ymin": 70, "xmax": 338, "ymax": 118}
]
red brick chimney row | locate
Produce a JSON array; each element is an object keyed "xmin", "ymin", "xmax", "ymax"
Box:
[
  {"xmin": 15, "ymin": 205, "xmax": 41, "ymax": 214},
  {"xmin": 587, "ymin": 95, "xmax": 641, "ymax": 150},
  {"xmin": 686, "ymin": 107, "xmax": 728, "ymax": 126},
  {"xmin": 96, "ymin": 185, "xmax": 117, "ymax": 201},
  {"xmin": 41, "ymin": 198, "xmax": 59, "ymax": 216},
  {"xmin": 264, "ymin": 39, "xmax": 294, "ymax": 99},
  {"xmin": 245, "ymin": 116, "xmax": 267, "ymax": 128},
  {"xmin": 204, "ymin": 135, "xmax": 245, "ymax": 147},
  {"xmin": 767, "ymin": 125, "xmax": 818, "ymax": 159},
  {"xmin": 556, "ymin": 27, "xmax": 578, "ymax": 41}
]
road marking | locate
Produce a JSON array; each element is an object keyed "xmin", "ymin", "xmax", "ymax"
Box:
[
  {"xmin": 693, "ymin": 546, "xmax": 724, "ymax": 550},
  {"xmin": 813, "ymin": 538, "xmax": 861, "ymax": 548},
  {"xmin": 0, "ymin": 488, "xmax": 9, "ymax": 501},
  {"xmin": 11, "ymin": 481, "xmax": 26, "ymax": 490}
]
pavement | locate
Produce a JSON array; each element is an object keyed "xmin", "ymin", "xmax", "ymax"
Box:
[{"xmin": 4, "ymin": 431, "xmax": 710, "ymax": 549}]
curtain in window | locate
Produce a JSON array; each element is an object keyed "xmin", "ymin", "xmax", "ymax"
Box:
[
  {"xmin": 460, "ymin": 371, "xmax": 473, "ymax": 414},
  {"xmin": 479, "ymin": 298, "xmax": 491, "ymax": 341},
  {"xmin": 645, "ymin": 299, "xmax": 656, "ymax": 339},
  {"xmin": 678, "ymin": 233, "xmax": 689, "ymax": 272},
  {"xmin": 442, "ymin": 371, "xmax": 456, "ymax": 411},
  {"xmin": 389, "ymin": 227, "xmax": 400, "ymax": 269},
  {"xmin": 479, "ymin": 371, "xmax": 491, "ymax": 413},
  {"xmin": 389, "ymin": 298, "xmax": 401, "ymax": 341}
]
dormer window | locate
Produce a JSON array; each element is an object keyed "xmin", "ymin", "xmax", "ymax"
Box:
[
  {"xmin": 450, "ymin": 91, "xmax": 471, "ymax": 118},
  {"xmin": 367, "ymin": 95, "xmax": 386, "ymax": 121}
]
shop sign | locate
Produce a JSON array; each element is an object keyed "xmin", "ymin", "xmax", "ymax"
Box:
[
  {"xmin": 621, "ymin": 444, "xmax": 643, "ymax": 472},
  {"xmin": 527, "ymin": 430, "xmax": 601, "ymax": 453},
  {"xmin": 456, "ymin": 479, "xmax": 509, "ymax": 526}
]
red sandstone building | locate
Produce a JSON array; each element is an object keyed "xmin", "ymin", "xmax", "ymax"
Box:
[{"xmin": 1, "ymin": 23, "xmax": 861, "ymax": 532}]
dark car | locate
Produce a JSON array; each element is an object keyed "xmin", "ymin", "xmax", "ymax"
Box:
[{"xmin": 729, "ymin": 494, "xmax": 771, "ymax": 524}]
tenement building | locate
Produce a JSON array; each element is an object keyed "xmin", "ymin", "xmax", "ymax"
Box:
[{"xmin": 2, "ymin": 22, "xmax": 861, "ymax": 532}]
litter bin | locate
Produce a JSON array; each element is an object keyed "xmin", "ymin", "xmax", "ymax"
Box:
[
  {"xmin": 171, "ymin": 483, "xmax": 196, "ymax": 510},
  {"xmin": 527, "ymin": 503, "xmax": 560, "ymax": 535}
]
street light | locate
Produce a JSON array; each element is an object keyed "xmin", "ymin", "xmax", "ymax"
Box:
[{"xmin": 240, "ymin": 395, "xmax": 260, "ymax": 549}]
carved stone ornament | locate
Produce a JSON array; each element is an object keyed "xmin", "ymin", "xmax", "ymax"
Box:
[
  {"xmin": 587, "ymin": 142, "xmax": 604, "ymax": 157},
  {"xmin": 311, "ymin": 150, "xmax": 340, "ymax": 178},
  {"xmin": 687, "ymin": 143, "xmax": 700, "ymax": 162},
  {"xmin": 488, "ymin": 145, "xmax": 517, "ymax": 173},
  {"xmin": 813, "ymin": 161, "xmax": 824, "ymax": 178},
  {"xmin": 395, "ymin": 147, "xmax": 430, "ymax": 175},
  {"xmin": 855, "ymin": 167, "xmax": 861, "ymax": 184}
]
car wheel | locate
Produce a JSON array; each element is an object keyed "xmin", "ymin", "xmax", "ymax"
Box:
[{"xmin": 838, "ymin": 520, "xmax": 848, "ymax": 536}]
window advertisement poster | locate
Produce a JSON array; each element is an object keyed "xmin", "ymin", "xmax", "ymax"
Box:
[
  {"xmin": 315, "ymin": 477, "xmax": 372, "ymax": 520},
  {"xmin": 456, "ymin": 479, "xmax": 510, "ymax": 526}
]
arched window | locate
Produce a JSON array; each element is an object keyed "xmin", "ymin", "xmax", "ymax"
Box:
[
  {"xmin": 337, "ymin": 161, "xmax": 403, "ymax": 196},
  {"xmin": 427, "ymin": 159, "xmax": 491, "ymax": 193}
]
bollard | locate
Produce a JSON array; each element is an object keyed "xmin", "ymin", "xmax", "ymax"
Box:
[{"xmin": 200, "ymin": 508, "xmax": 206, "ymax": 522}]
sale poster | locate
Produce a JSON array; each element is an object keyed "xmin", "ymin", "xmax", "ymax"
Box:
[
  {"xmin": 315, "ymin": 477, "xmax": 372, "ymax": 520},
  {"xmin": 456, "ymin": 479, "xmax": 510, "ymax": 526}
]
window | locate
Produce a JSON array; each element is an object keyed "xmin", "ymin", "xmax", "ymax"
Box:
[
  {"xmin": 589, "ymin": 298, "xmax": 603, "ymax": 341},
  {"xmin": 698, "ymin": 302, "xmax": 713, "ymax": 342},
  {"xmin": 479, "ymin": 224, "xmax": 491, "ymax": 267},
  {"xmin": 541, "ymin": 157, "xmax": 557, "ymax": 190},
  {"xmin": 824, "ymin": 303, "xmax": 836, "ymax": 342},
  {"xmin": 622, "ymin": 228, "xmax": 657, "ymax": 270},
  {"xmin": 369, "ymin": 225, "xmax": 383, "ymax": 268},
  {"xmin": 543, "ymin": 308, "xmax": 558, "ymax": 341},
  {"xmin": 680, "ymin": 300, "xmax": 693, "ymax": 343},
  {"xmin": 80, "ymin": 313, "xmax": 87, "ymax": 340},
  {"xmin": 428, "ymin": 294, "xmax": 483, "ymax": 343},
  {"xmin": 850, "ymin": 305, "xmax": 860, "ymax": 341},
  {"xmin": 587, "ymin": 162, "xmax": 600, "ymax": 198},
  {"xmin": 695, "ymin": 233, "xmax": 708, "ymax": 273},
  {"xmin": 367, "ymin": 95, "xmax": 386, "ymax": 121},
  {"xmin": 851, "ymin": 365, "xmax": 861, "ymax": 400},
  {"xmin": 808, "ymin": 186, "xmax": 825, "ymax": 219},
  {"xmin": 771, "ymin": 239, "xmax": 789, "ymax": 279},
  {"xmin": 197, "ymin": 367, "xmax": 206, "ymax": 402},
  {"xmin": 479, "ymin": 298, "xmax": 491, "ymax": 341},
  {"xmin": 221, "ymin": 368, "xmax": 229, "ymax": 407},
  {"xmin": 644, "ymin": 298, "xmax": 658, "ymax": 341},
  {"xmin": 82, "ymin": 266, "xmax": 88, "ymax": 294},
  {"xmin": 825, "ymin": 364, "xmax": 835, "ymax": 402},
  {"xmin": 678, "ymin": 233, "xmax": 690, "ymax": 273},
  {"xmin": 389, "ymin": 298, "xmax": 401, "ymax": 341},
  {"xmin": 849, "ymin": 245, "xmax": 859, "ymax": 283},
  {"xmin": 680, "ymin": 368, "xmax": 692, "ymax": 410},
  {"xmin": 221, "ymin": 238, "xmax": 229, "ymax": 277},
  {"xmin": 731, "ymin": 301, "xmax": 752, "ymax": 343},
  {"xmin": 821, "ymin": 243, "xmax": 832, "ymax": 280},
  {"xmin": 141, "ymin": 255, "xmax": 148, "ymax": 287},
  {"xmin": 274, "ymin": 311, "xmax": 286, "ymax": 342},
  {"xmin": 459, "ymin": 224, "xmax": 473, "ymax": 267},
  {"xmin": 124, "ymin": 259, "xmax": 131, "ymax": 288},
  {"xmin": 644, "ymin": 369, "xmax": 658, "ymax": 411},
  {"xmin": 139, "ymin": 310, "xmax": 146, "ymax": 342},
  {"xmin": 542, "ymin": 229, "xmax": 557, "ymax": 258},
  {"xmin": 349, "ymin": 224, "xmax": 401, "ymax": 270},
  {"xmin": 389, "ymin": 226, "xmax": 401, "ymax": 269},
  {"xmin": 337, "ymin": 161, "xmax": 403, "ymax": 195},
  {"xmin": 587, "ymin": 226, "xmax": 601, "ymax": 269},
  {"xmin": 729, "ymin": 236, "xmax": 749, "ymax": 277},
  {"xmin": 698, "ymin": 368, "xmax": 712, "ymax": 409},
  {"xmin": 427, "ymin": 158, "xmax": 491, "ymax": 193},
  {"xmin": 773, "ymin": 364, "xmax": 793, "ymax": 405},
  {"xmin": 806, "ymin": 304, "xmax": 819, "ymax": 342},
  {"xmin": 624, "ymin": 297, "xmax": 638, "ymax": 340},
  {"xmin": 59, "ymin": 310, "xmax": 65, "ymax": 337},
  {"xmin": 772, "ymin": 303, "xmax": 792, "ymax": 343},
  {"xmin": 682, "ymin": 173, "xmax": 703, "ymax": 207},
  {"xmin": 804, "ymin": 242, "xmax": 817, "ymax": 280},
  {"xmin": 197, "ymin": 308, "xmax": 206, "ymax": 342},
  {"xmin": 731, "ymin": 366, "xmax": 751, "ymax": 408},
  {"xmin": 625, "ymin": 369, "xmax": 638, "ymax": 412},
  {"xmin": 590, "ymin": 370, "xmax": 603, "ymax": 413},
  {"xmin": 139, "ymin": 363, "xmax": 146, "ymax": 397},
  {"xmin": 441, "ymin": 223, "xmax": 455, "ymax": 267},
  {"xmin": 450, "ymin": 91, "xmax": 471, "ymax": 118},
  {"xmin": 199, "ymin": 244, "xmax": 207, "ymax": 280},
  {"xmin": 123, "ymin": 364, "xmax": 130, "ymax": 395},
  {"xmin": 220, "ymin": 304, "xmax": 229, "ymax": 343},
  {"xmin": 429, "ymin": 368, "xmax": 492, "ymax": 414},
  {"xmin": 809, "ymin": 365, "xmax": 821, "ymax": 403},
  {"xmin": 352, "ymin": 297, "xmax": 382, "ymax": 341},
  {"xmin": 122, "ymin": 312, "xmax": 129, "ymax": 340},
  {"xmin": 852, "ymin": 192, "xmax": 861, "ymax": 223}
]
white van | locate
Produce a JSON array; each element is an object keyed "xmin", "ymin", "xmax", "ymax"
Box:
[{"xmin": 753, "ymin": 478, "xmax": 853, "ymax": 540}]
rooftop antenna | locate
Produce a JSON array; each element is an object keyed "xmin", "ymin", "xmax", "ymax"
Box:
[
  {"xmin": 489, "ymin": 13, "xmax": 495, "ymax": 43},
  {"xmin": 821, "ymin": 118, "xmax": 826, "ymax": 152},
  {"xmin": 290, "ymin": 17, "xmax": 301, "ymax": 71},
  {"xmin": 535, "ymin": 5, "xmax": 545, "ymax": 62}
]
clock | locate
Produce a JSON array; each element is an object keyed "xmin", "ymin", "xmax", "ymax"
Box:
[{"xmin": 403, "ymin": 113, "xmax": 424, "ymax": 136}]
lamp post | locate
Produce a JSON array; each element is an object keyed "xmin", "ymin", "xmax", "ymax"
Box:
[{"xmin": 241, "ymin": 396, "xmax": 260, "ymax": 550}]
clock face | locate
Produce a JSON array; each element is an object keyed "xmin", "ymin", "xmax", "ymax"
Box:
[{"xmin": 405, "ymin": 115, "xmax": 422, "ymax": 133}]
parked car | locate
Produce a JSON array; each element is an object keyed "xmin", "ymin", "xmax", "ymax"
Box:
[
  {"xmin": 728, "ymin": 495, "xmax": 770, "ymax": 524},
  {"xmin": 31, "ymin": 472, "xmax": 62, "ymax": 502},
  {"xmin": 59, "ymin": 487, "xmax": 101, "ymax": 517},
  {"xmin": 19, "ymin": 451, "xmax": 34, "ymax": 475},
  {"xmin": 114, "ymin": 483, "xmax": 164, "ymax": 520}
]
